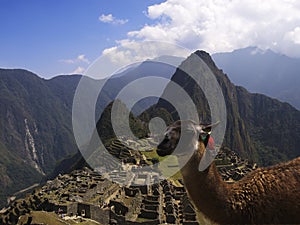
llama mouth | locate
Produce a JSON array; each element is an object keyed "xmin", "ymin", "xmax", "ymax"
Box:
[
  {"xmin": 156, "ymin": 147, "xmax": 173, "ymax": 157},
  {"xmin": 156, "ymin": 138, "xmax": 175, "ymax": 156}
]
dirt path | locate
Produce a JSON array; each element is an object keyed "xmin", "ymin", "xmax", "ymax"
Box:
[{"xmin": 13, "ymin": 183, "xmax": 39, "ymax": 196}]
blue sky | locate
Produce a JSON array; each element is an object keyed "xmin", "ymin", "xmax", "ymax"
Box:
[
  {"xmin": 2, "ymin": 0, "xmax": 300, "ymax": 78},
  {"xmin": 0, "ymin": 0, "xmax": 164, "ymax": 77}
]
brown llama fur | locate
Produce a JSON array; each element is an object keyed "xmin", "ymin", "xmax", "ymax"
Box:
[
  {"xmin": 157, "ymin": 120, "xmax": 300, "ymax": 224},
  {"xmin": 181, "ymin": 143, "xmax": 300, "ymax": 224}
]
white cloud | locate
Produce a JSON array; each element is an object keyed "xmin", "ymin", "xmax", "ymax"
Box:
[
  {"xmin": 72, "ymin": 66, "xmax": 85, "ymax": 74},
  {"xmin": 77, "ymin": 54, "xmax": 90, "ymax": 64},
  {"xmin": 102, "ymin": 40, "xmax": 189, "ymax": 64},
  {"xmin": 85, "ymin": 40, "xmax": 190, "ymax": 79},
  {"xmin": 99, "ymin": 14, "xmax": 128, "ymax": 25},
  {"xmin": 60, "ymin": 59, "xmax": 74, "ymax": 64},
  {"xmin": 285, "ymin": 27, "xmax": 300, "ymax": 44},
  {"xmin": 125, "ymin": 0, "xmax": 300, "ymax": 57},
  {"xmin": 60, "ymin": 54, "xmax": 90, "ymax": 64},
  {"xmin": 59, "ymin": 54, "xmax": 89, "ymax": 75},
  {"xmin": 102, "ymin": 39, "xmax": 191, "ymax": 70}
]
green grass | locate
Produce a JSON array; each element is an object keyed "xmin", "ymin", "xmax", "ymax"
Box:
[
  {"xmin": 18, "ymin": 211, "xmax": 67, "ymax": 225},
  {"xmin": 140, "ymin": 149, "xmax": 159, "ymax": 160},
  {"xmin": 158, "ymin": 155, "xmax": 181, "ymax": 179},
  {"xmin": 18, "ymin": 211, "xmax": 103, "ymax": 225},
  {"xmin": 140, "ymin": 149, "xmax": 182, "ymax": 180},
  {"xmin": 170, "ymin": 171, "xmax": 182, "ymax": 181},
  {"xmin": 77, "ymin": 220, "xmax": 102, "ymax": 225},
  {"xmin": 135, "ymin": 217, "xmax": 155, "ymax": 223}
]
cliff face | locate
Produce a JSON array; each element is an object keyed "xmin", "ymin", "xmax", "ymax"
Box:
[{"xmin": 147, "ymin": 50, "xmax": 300, "ymax": 165}]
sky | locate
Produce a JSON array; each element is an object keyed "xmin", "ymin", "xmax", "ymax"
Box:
[{"xmin": 1, "ymin": 0, "xmax": 300, "ymax": 78}]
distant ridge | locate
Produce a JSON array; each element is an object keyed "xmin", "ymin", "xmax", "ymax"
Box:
[{"xmin": 213, "ymin": 46, "xmax": 300, "ymax": 109}]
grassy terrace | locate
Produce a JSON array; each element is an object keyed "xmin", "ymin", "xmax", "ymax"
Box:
[
  {"xmin": 18, "ymin": 211, "xmax": 102, "ymax": 225},
  {"xmin": 141, "ymin": 148, "xmax": 183, "ymax": 181},
  {"xmin": 18, "ymin": 211, "xmax": 66, "ymax": 225}
]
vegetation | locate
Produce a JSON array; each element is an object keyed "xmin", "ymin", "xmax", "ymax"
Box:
[
  {"xmin": 18, "ymin": 211, "xmax": 67, "ymax": 225},
  {"xmin": 97, "ymin": 99, "xmax": 148, "ymax": 141},
  {"xmin": 0, "ymin": 69, "xmax": 80, "ymax": 207}
]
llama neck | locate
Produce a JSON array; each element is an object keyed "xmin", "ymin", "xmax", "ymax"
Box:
[{"xmin": 179, "ymin": 143, "xmax": 230, "ymax": 221}]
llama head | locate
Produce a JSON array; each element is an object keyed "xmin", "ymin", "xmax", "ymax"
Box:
[{"xmin": 156, "ymin": 120, "xmax": 218, "ymax": 157}]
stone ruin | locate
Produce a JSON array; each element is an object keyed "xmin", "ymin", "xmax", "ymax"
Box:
[
  {"xmin": 215, "ymin": 147, "xmax": 257, "ymax": 183},
  {"xmin": 0, "ymin": 140, "xmax": 257, "ymax": 225}
]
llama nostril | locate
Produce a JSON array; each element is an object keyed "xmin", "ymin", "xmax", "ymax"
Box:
[
  {"xmin": 157, "ymin": 143, "xmax": 162, "ymax": 149},
  {"xmin": 157, "ymin": 138, "xmax": 168, "ymax": 149},
  {"xmin": 156, "ymin": 148, "xmax": 165, "ymax": 156},
  {"xmin": 157, "ymin": 144, "xmax": 163, "ymax": 152}
]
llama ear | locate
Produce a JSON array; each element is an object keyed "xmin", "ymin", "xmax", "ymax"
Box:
[{"xmin": 197, "ymin": 121, "xmax": 220, "ymax": 134}]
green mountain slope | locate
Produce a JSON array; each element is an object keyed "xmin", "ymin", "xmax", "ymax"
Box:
[
  {"xmin": 0, "ymin": 61, "xmax": 177, "ymax": 207},
  {"xmin": 0, "ymin": 69, "xmax": 79, "ymax": 207}
]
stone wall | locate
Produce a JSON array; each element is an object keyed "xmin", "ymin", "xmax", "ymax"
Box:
[
  {"xmin": 126, "ymin": 219, "xmax": 160, "ymax": 225},
  {"xmin": 110, "ymin": 200, "xmax": 129, "ymax": 216},
  {"xmin": 67, "ymin": 202, "xmax": 110, "ymax": 225},
  {"xmin": 110, "ymin": 211, "xmax": 126, "ymax": 224},
  {"xmin": 138, "ymin": 209, "xmax": 159, "ymax": 220},
  {"xmin": 67, "ymin": 202, "xmax": 78, "ymax": 216},
  {"xmin": 90, "ymin": 205, "xmax": 110, "ymax": 225}
]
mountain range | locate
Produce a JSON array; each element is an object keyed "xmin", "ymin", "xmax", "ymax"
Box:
[
  {"xmin": 212, "ymin": 46, "xmax": 300, "ymax": 110},
  {"xmin": 0, "ymin": 59, "xmax": 179, "ymax": 207},
  {"xmin": 0, "ymin": 50, "xmax": 299, "ymax": 208}
]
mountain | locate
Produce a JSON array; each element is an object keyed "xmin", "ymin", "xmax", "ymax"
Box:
[
  {"xmin": 112, "ymin": 55, "xmax": 183, "ymax": 78},
  {"xmin": 0, "ymin": 59, "xmax": 181, "ymax": 207},
  {"xmin": 104, "ymin": 57, "xmax": 183, "ymax": 115},
  {"xmin": 0, "ymin": 69, "xmax": 81, "ymax": 207},
  {"xmin": 212, "ymin": 46, "xmax": 300, "ymax": 110},
  {"xmin": 143, "ymin": 50, "xmax": 300, "ymax": 166}
]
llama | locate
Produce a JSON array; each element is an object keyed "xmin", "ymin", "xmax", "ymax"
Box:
[{"xmin": 157, "ymin": 120, "xmax": 300, "ymax": 224}]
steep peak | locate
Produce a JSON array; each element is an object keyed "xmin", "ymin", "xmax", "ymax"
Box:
[
  {"xmin": 193, "ymin": 50, "xmax": 219, "ymax": 70},
  {"xmin": 194, "ymin": 50, "xmax": 210, "ymax": 58}
]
